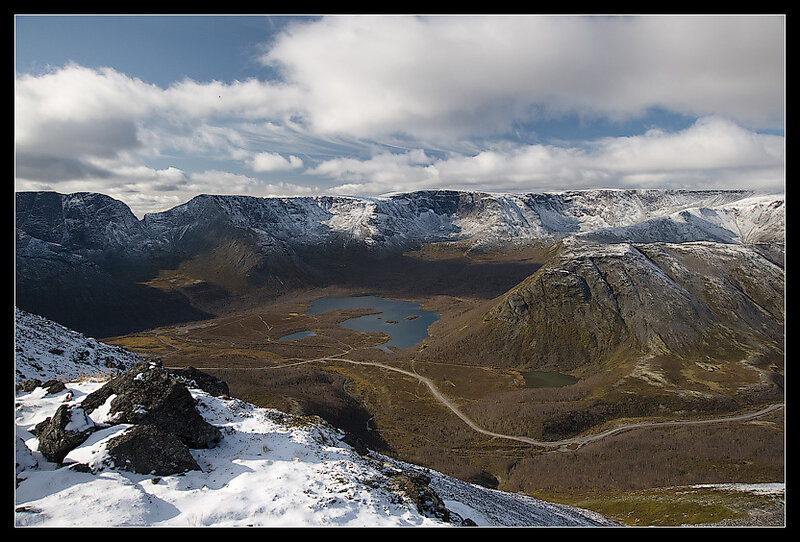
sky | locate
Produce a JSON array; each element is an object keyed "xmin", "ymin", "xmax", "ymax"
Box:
[{"xmin": 14, "ymin": 14, "xmax": 786, "ymax": 217}]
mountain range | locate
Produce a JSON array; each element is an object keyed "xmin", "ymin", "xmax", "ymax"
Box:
[
  {"xmin": 14, "ymin": 188, "xmax": 786, "ymax": 525},
  {"xmin": 15, "ymin": 188, "xmax": 784, "ymax": 339}
]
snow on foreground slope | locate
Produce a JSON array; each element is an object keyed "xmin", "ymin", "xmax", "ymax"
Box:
[
  {"xmin": 15, "ymin": 307, "xmax": 141, "ymax": 382},
  {"xmin": 14, "ymin": 310, "xmax": 616, "ymax": 527}
]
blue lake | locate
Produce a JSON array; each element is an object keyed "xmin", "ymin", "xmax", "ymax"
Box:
[{"xmin": 306, "ymin": 295, "xmax": 439, "ymax": 353}]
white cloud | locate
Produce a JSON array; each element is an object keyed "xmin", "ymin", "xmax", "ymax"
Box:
[
  {"xmin": 262, "ymin": 15, "xmax": 784, "ymax": 139},
  {"xmin": 248, "ymin": 152, "xmax": 304, "ymax": 172},
  {"xmin": 311, "ymin": 117, "xmax": 785, "ymax": 196},
  {"xmin": 15, "ymin": 63, "xmax": 304, "ymax": 183},
  {"xmin": 14, "ymin": 15, "xmax": 785, "ymax": 213}
]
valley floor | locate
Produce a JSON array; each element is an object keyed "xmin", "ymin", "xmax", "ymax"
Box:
[{"xmin": 103, "ymin": 286, "xmax": 785, "ymax": 527}]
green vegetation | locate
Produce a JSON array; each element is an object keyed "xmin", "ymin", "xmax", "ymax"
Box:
[{"xmin": 533, "ymin": 485, "xmax": 783, "ymax": 526}]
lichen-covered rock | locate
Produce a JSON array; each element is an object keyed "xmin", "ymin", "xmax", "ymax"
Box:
[{"xmin": 105, "ymin": 424, "xmax": 201, "ymax": 475}]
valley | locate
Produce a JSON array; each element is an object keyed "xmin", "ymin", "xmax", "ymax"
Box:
[
  {"xmin": 102, "ymin": 275, "xmax": 785, "ymax": 525},
  {"xmin": 15, "ymin": 188, "xmax": 785, "ymax": 525}
]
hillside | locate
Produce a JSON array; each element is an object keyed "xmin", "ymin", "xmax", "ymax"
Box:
[{"xmin": 14, "ymin": 308, "xmax": 617, "ymax": 527}]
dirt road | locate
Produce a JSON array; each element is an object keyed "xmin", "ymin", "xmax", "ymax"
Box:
[{"xmin": 313, "ymin": 355, "xmax": 785, "ymax": 450}]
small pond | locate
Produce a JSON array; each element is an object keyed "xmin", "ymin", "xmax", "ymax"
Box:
[
  {"xmin": 521, "ymin": 370, "xmax": 579, "ymax": 388},
  {"xmin": 306, "ymin": 295, "xmax": 439, "ymax": 353},
  {"xmin": 278, "ymin": 330, "xmax": 317, "ymax": 342}
]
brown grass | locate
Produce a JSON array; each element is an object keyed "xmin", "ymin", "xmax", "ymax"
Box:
[{"xmin": 105, "ymin": 244, "xmax": 783, "ymax": 524}]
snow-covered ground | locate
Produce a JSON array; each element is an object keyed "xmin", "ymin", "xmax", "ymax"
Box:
[
  {"xmin": 14, "ymin": 307, "xmax": 141, "ymax": 382},
  {"xmin": 14, "ymin": 379, "xmax": 619, "ymax": 527},
  {"xmin": 690, "ymin": 483, "xmax": 785, "ymax": 496},
  {"xmin": 14, "ymin": 309, "xmax": 617, "ymax": 527}
]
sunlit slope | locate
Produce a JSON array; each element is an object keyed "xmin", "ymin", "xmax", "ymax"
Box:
[{"xmin": 421, "ymin": 238, "xmax": 784, "ymax": 407}]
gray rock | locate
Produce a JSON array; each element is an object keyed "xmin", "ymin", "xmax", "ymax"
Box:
[
  {"xmin": 105, "ymin": 424, "xmax": 201, "ymax": 475},
  {"xmin": 43, "ymin": 379, "xmax": 66, "ymax": 395},
  {"xmin": 17, "ymin": 379, "xmax": 42, "ymax": 393},
  {"xmin": 167, "ymin": 366, "xmax": 229, "ymax": 397},
  {"xmin": 389, "ymin": 470, "xmax": 451, "ymax": 523},
  {"xmin": 33, "ymin": 404, "xmax": 95, "ymax": 464},
  {"xmin": 81, "ymin": 360, "xmax": 222, "ymax": 449}
]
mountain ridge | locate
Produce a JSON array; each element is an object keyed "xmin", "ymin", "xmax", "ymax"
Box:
[{"xmin": 15, "ymin": 188, "xmax": 784, "ymax": 339}]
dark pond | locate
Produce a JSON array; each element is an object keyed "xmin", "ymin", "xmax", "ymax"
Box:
[
  {"xmin": 521, "ymin": 370, "xmax": 579, "ymax": 388},
  {"xmin": 278, "ymin": 330, "xmax": 317, "ymax": 342},
  {"xmin": 306, "ymin": 295, "xmax": 439, "ymax": 353}
]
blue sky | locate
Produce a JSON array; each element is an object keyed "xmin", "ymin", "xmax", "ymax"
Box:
[{"xmin": 15, "ymin": 14, "xmax": 785, "ymax": 217}]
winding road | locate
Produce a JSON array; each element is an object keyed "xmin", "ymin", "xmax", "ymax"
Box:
[{"xmin": 265, "ymin": 353, "xmax": 784, "ymax": 451}]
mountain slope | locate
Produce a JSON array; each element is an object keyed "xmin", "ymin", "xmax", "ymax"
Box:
[
  {"xmin": 482, "ymin": 239, "xmax": 784, "ymax": 369},
  {"xmin": 14, "ymin": 308, "xmax": 616, "ymax": 527},
  {"xmin": 14, "ymin": 307, "xmax": 141, "ymax": 382}
]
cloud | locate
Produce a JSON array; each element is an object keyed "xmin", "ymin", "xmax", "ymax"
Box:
[
  {"xmin": 15, "ymin": 153, "xmax": 114, "ymax": 182},
  {"xmin": 262, "ymin": 15, "xmax": 784, "ymax": 139},
  {"xmin": 14, "ymin": 16, "xmax": 784, "ymax": 214},
  {"xmin": 16, "ymin": 162, "xmax": 322, "ymax": 217},
  {"xmin": 248, "ymin": 152, "xmax": 304, "ymax": 172},
  {"xmin": 15, "ymin": 63, "xmax": 304, "ymax": 182},
  {"xmin": 310, "ymin": 117, "xmax": 785, "ymax": 196}
]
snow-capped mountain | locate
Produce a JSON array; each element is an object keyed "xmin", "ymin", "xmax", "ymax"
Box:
[
  {"xmin": 138, "ymin": 189, "xmax": 782, "ymax": 250},
  {"xmin": 14, "ymin": 308, "xmax": 617, "ymax": 527},
  {"xmin": 579, "ymin": 195, "xmax": 785, "ymax": 245},
  {"xmin": 17, "ymin": 189, "xmax": 784, "ymax": 255},
  {"xmin": 14, "ymin": 188, "xmax": 784, "ymax": 338}
]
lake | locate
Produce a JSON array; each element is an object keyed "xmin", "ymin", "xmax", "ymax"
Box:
[
  {"xmin": 306, "ymin": 295, "xmax": 439, "ymax": 353},
  {"xmin": 521, "ymin": 370, "xmax": 578, "ymax": 388},
  {"xmin": 278, "ymin": 331, "xmax": 317, "ymax": 342}
]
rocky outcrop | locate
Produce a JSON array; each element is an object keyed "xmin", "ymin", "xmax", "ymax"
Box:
[
  {"xmin": 28, "ymin": 362, "xmax": 225, "ymax": 475},
  {"xmin": 33, "ymin": 404, "xmax": 96, "ymax": 463},
  {"xmin": 389, "ymin": 469, "xmax": 452, "ymax": 523},
  {"xmin": 81, "ymin": 360, "xmax": 222, "ymax": 449},
  {"xmin": 384, "ymin": 466, "xmax": 477, "ymax": 525},
  {"xmin": 167, "ymin": 366, "xmax": 229, "ymax": 397},
  {"xmin": 104, "ymin": 424, "xmax": 201, "ymax": 476}
]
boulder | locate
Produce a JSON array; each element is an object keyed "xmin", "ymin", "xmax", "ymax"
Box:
[
  {"xmin": 17, "ymin": 379, "xmax": 42, "ymax": 393},
  {"xmin": 389, "ymin": 470, "xmax": 451, "ymax": 523},
  {"xmin": 81, "ymin": 360, "xmax": 222, "ymax": 449},
  {"xmin": 43, "ymin": 379, "xmax": 66, "ymax": 395},
  {"xmin": 33, "ymin": 404, "xmax": 96, "ymax": 463},
  {"xmin": 105, "ymin": 424, "xmax": 201, "ymax": 475}
]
